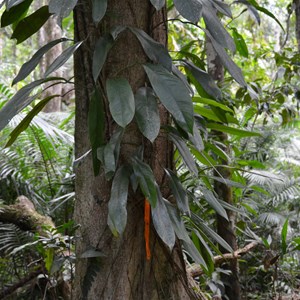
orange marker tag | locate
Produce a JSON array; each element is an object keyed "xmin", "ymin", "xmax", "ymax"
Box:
[{"xmin": 144, "ymin": 199, "xmax": 151, "ymax": 260}]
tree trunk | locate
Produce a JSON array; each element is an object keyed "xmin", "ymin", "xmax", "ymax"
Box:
[
  {"xmin": 295, "ymin": 0, "xmax": 300, "ymax": 51},
  {"xmin": 73, "ymin": 1, "xmax": 197, "ymax": 299},
  {"xmin": 206, "ymin": 34, "xmax": 241, "ymax": 300}
]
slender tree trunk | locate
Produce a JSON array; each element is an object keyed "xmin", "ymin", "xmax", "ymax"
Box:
[
  {"xmin": 73, "ymin": 1, "xmax": 197, "ymax": 299},
  {"xmin": 206, "ymin": 35, "xmax": 241, "ymax": 300},
  {"xmin": 295, "ymin": 0, "xmax": 300, "ymax": 51}
]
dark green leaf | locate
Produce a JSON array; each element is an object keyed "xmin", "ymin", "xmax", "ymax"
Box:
[
  {"xmin": 92, "ymin": 0, "xmax": 107, "ymax": 24},
  {"xmin": 211, "ymin": 176, "xmax": 246, "ymax": 188},
  {"xmin": 107, "ymin": 166, "xmax": 130, "ymax": 236},
  {"xmin": 0, "ymin": 77, "xmax": 65, "ymax": 131},
  {"xmin": 13, "ymin": 38, "xmax": 69, "ymax": 85},
  {"xmin": 165, "ymin": 169, "xmax": 190, "ymax": 215},
  {"xmin": 130, "ymin": 27, "xmax": 172, "ymax": 71},
  {"xmin": 173, "ymin": 0, "xmax": 202, "ymax": 23},
  {"xmin": 92, "ymin": 34, "xmax": 114, "ymax": 82},
  {"xmin": 165, "ymin": 201, "xmax": 190, "ymax": 242},
  {"xmin": 152, "ymin": 192, "xmax": 175, "ymax": 250},
  {"xmin": 144, "ymin": 63, "xmax": 194, "ymax": 134},
  {"xmin": 188, "ymin": 123, "xmax": 204, "ymax": 152},
  {"xmin": 202, "ymin": 188, "xmax": 228, "ymax": 220},
  {"xmin": 169, "ymin": 130, "xmax": 198, "ymax": 176},
  {"xmin": 106, "ymin": 78, "xmax": 135, "ymax": 127},
  {"xmin": 88, "ymin": 88, "xmax": 105, "ymax": 176},
  {"xmin": 185, "ymin": 61, "xmax": 222, "ymax": 100},
  {"xmin": 205, "ymin": 30, "xmax": 246, "ymax": 87},
  {"xmin": 5, "ymin": 95, "xmax": 59, "ymax": 147},
  {"xmin": 97, "ymin": 127, "xmax": 124, "ymax": 179},
  {"xmin": 207, "ymin": 123, "xmax": 260, "ymax": 137},
  {"xmin": 1, "ymin": 0, "xmax": 32, "ymax": 27},
  {"xmin": 232, "ymin": 28, "xmax": 248, "ymax": 58},
  {"xmin": 44, "ymin": 41, "xmax": 82, "ymax": 78},
  {"xmin": 131, "ymin": 157, "xmax": 157, "ymax": 207},
  {"xmin": 49, "ymin": 0, "xmax": 78, "ymax": 24},
  {"xmin": 203, "ymin": 6, "xmax": 235, "ymax": 52},
  {"xmin": 150, "ymin": 0, "xmax": 165, "ymax": 10},
  {"xmin": 135, "ymin": 87, "xmax": 160, "ymax": 142},
  {"xmin": 182, "ymin": 239, "xmax": 208, "ymax": 268},
  {"xmin": 11, "ymin": 6, "xmax": 51, "ymax": 44},
  {"xmin": 212, "ymin": 0, "xmax": 232, "ymax": 18}
]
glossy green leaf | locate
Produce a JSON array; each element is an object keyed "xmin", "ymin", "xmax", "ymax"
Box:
[
  {"xmin": 5, "ymin": 95, "xmax": 59, "ymax": 147},
  {"xmin": 150, "ymin": 0, "xmax": 165, "ymax": 10},
  {"xmin": 281, "ymin": 218, "xmax": 289, "ymax": 255},
  {"xmin": 92, "ymin": 34, "xmax": 114, "ymax": 82},
  {"xmin": 182, "ymin": 239, "xmax": 208, "ymax": 268},
  {"xmin": 107, "ymin": 165, "xmax": 130, "ymax": 236},
  {"xmin": 165, "ymin": 201, "xmax": 190, "ymax": 242},
  {"xmin": 169, "ymin": 130, "xmax": 198, "ymax": 176},
  {"xmin": 13, "ymin": 38, "xmax": 69, "ymax": 85},
  {"xmin": 130, "ymin": 27, "xmax": 172, "ymax": 71},
  {"xmin": 207, "ymin": 123, "xmax": 260, "ymax": 137},
  {"xmin": 1, "ymin": 0, "xmax": 32, "ymax": 27},
  {"xmin": 205, "ymin": 30, "xmax": 246, "ymax": 87},
  {"xmin": 88, "ymin": 88, "xmax": 105, "ymax": 176},
  {"xmin": 0, "ymin": 77, "xmax": 65, "ymax": 131},
  {"xmin": 152, "ymin": 192, "xmax": 175, "ymax": 250},
  {"xmin": 194, "ymin": 106, "xmax": 223, "ymax": 122},
  {"xmin": 173, "ymin": 0, "xmax": 202, "ymax": 23},
  {"xmin": 165, "ymin": 169, "xmax": 190, "ymax": 215},
  {"xmin": 144, "ymin": 63, "xmax": 194, "ymax": 134},
  {"xmin": 131, "ymin": 157, "xmax": 157, "ymax": 207},
  {"xmin": 106, "ymin": 78, "xmax": 135, "ymax": 127},
  {"xmin": 185, "ymin": 61, "xmax": 222, "ymax": 100},
  {"xmin": 202, "ymin": 188, "xmax": 228, "ymax": 220},
  {"xmin": 44, "ymin": 41, "xmax": 82, "ymax": 78},
  {"xmin": 203, "ymin": 6, "xmax": 235, "ymax": 52},
  {"xmin": 11, "ymin": 6, "xmax": 51, "ymax": 44},
  {"xmin": 193, "ymin": 97, "xmax": 233, "ymax": 113},
  {"xmin": 49, "ymin": 0, "xmax": 78, "ymax": 24},
  {"xmin": 92, "ymin": 0, "xmax": 107, "ymax": 23},
  {"xmin": 97, "ymin": 127, "xmax": 124, "ymax": 179},
  {"xmin": 232, "ymin": 28, "xmax": 248, "ymax": 58},
  {"xmin": 135, "ymin": 87, "xmax": 160, "ymax": 142}
]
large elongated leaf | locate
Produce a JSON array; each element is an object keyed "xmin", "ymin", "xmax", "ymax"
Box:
[
  {"xmin": 152, "ymin": 192, "xmax": 175, "ymax": 250},
  {"xmin": 207, "ymin": 123, "xmax": 260, "ymax": 137},
  {"xmin": 106, "ymin": 78, "xmax": 135, "ymax": 127},
  {"xmin": 107, "ymin": 165, "xmax": 130, "ymax": 236},
  {"xmin": 144, "ymin": 63, "xmax": 194, "ymax": 134},
  {"xmin": 202, "ymin": 188, "xmax": 228, "ymax": 220},
  {"xmin": 184, "ymin": 61, "xmax": 222, "ymax": 100},
  {"xmin": 203, "ymin": 6, "xmax": 235, "ymax": 52},
  {"xmin": 88, "ymin": 88, "xmax": 105, "ymax": 176},
  {"xmin": 150, "ymin": 0, "xmax": 165, "ymax": 10},
  {"xmin": 92, "ymin": 34, "xmax": 114, "ymax": 82},
  {"xmin": 130, "ymin": 27, "xmax": 172, "ymax": 71},
  {"xmin": 165, "ymin": 169, "xmax": 190, "ymax": 215},
  {"xmin": 135, "ymin": 87, "xmax": 160, "ymax": 142},
  {"xmin": 169, "ymin": 130, "xmax": 198, "ymax": 176},
  {"xmin": 212, "ymin": 0, "xmax": 232, "ymax": 18},
  {"xmin": 44, "ymin": 41, "xmax": 83, "ymax": 78},
  {"xmin": 5, "ymin": 95, "xmax": 59, "ymax": 147},
  {"xmin": 13, "ymin": 38, "xmax": 69, "ymax": 85},
  {"xmin": 11, "ymin": 6, "xmax": 51, "ymax": 44},
  {"xmin": 193, "ymin": 97, "xmax": 233, "ymax": 113},
  {"xmin": 0, "ymin": 77, "xmax": 65, "ymax": 131},
  {"xmin": 173, "ymin": 0, "xmax": 202, "ymax": 23},
  {"xmin": 49, "ymin": 0, "xmax": 78, "ymax": 23},
  {"xmin": 97, "ymin": 127, "xmax": 124, "ymax": 179},
  {"xmin": 281, "ymin": 218, "xmax": 289, "ymax": 255},
  {"xmin": 131, "ymin": 157, "xmax": 157, "ymax": 207},
  {"xmin": 1, "ymin": 0, "xmax": 32, "ymax": 27},
  {"xmin": 232, "ymin": 28, "xmax": 248, "ymax": 58},
  {"xmin": 6, "ymin": 0, "xmax": 27, "ymax": 10},
  {"xmin": 206, "ymin": 30, "xmax": 246, "ymax": 87},
  {"xmin": 92, "ymin": 0, "xmax": 107, "ymax": 24}
]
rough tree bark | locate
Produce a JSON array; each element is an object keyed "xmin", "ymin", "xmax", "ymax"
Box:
[
  {"xmin": 295, "ymin": 0, "xmax": 300, "ymax": 51},
  {"xmin": 206, "ymin": 30, "xmax": 241, "ymax": 300},
  {"xmin": 73, "ymin": 1, "xmax": 198, "ymax": 299}
]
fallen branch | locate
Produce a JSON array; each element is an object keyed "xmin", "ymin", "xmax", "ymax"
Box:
[{"xmin": 187, "ymin": 241, "xmax": 259, "ymax": 277}]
